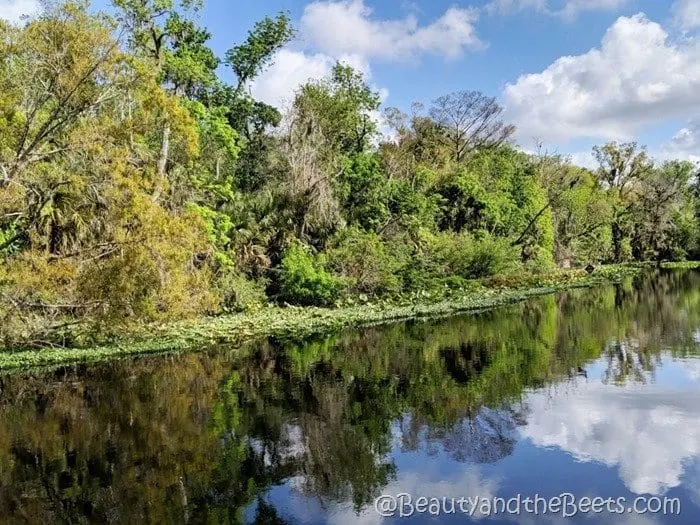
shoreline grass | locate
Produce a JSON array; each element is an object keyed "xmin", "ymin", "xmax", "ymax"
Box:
[{"xmin": 1, "ymin": 261, "xmax": 698, "ymax": 373}]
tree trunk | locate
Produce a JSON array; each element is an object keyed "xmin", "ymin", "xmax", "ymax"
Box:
[
  {"xmin": 157, "ymin": 121, "xmax": 170, "ymax": 177},
  {"xmin": 153, "ymin": 121, "xmax": 171, "ymax": 201},
  {"xmin": 612, "ymin": 221, "xmax": 623, "ymax": 263}
]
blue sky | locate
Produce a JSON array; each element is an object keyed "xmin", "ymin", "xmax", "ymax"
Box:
[
  {"xmin": 204, "ymin": 0, "xmax": 670, "ymax": 101},
  {"xmin": 188, "ymin": 0, "xmax": 700, "ymax": 164},
  {"xmin": 3, "ymin": 0, "xmax": 700, "ymax": 165}
]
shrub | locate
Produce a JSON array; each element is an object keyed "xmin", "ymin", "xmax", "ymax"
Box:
[
  {"xmin": 278, "ymin": 241, "xmax": 343, "ymax": 306},
  {"xmin": 75, "ymin": 205, "xmax": 219, "ymax": 327},
  {"xmin": 326, "ymin": 227, "xmax": 401, "ymax": 296},
  {"xmin": 465, "ymin": 234, "xmax": 520, "ymax": 278},
  {"xmin": 215, "ymin": 270, "xmax": 268, "ymax": 312},
  {"xmin": 428, "ymin": 231, "xmax": 520, "ymax": 280}
]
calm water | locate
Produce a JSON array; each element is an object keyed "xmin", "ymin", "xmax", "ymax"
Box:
[{"xmin": 1, "ymin": 270, "xmax": 699, "ymax": 525}]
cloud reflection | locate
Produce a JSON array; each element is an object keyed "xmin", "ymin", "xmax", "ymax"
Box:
[{"xmin": 521, "ymin": 373, "xmax": 700, "ymax": 495}]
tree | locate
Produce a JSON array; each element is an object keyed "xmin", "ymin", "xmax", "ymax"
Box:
[
  {"xmin": 429, "ymin": 90, "xmax": 515, "ymax": 162},
  {"xmin": 593, "ymin": 141, "xmax": 653, "ymax": 262},
  {"xmin": 693, "ymin": 171, "xmax": 700, "ymax": 259},
  {"xmin": 511, "ymin": 147, "xmax": 580, "ymax": 252},
  {"xmin": 280, "ymin": 63, "xmax": 380, "ymax": 240},
  {"xmin": 431, "ymin": 146, "xmax": 554, "ymax": 266},
  {"xmin": 112, "ymin": 0, "xmax": 202, "ymax": 61},
  {"xmin": 0, "ymin": 2, "xmax": 131, "ymax": 252},
  {"xmin": 549, "ymin": 168, "xmax": 614, "ymax": 265},
  {"xmin": 632, "ymin": 160, "xmax": 697, "ymax": 260},
  {"xmin": 335, "ymin": 153, "xmax": 390, "ymax": 232},
  {"xmin": 113, "ymin": 0, "xmax": 204, "ymax": 180},
  {"xmin": 222, "ymin": 13, "xmax": 293, "ymax": 191},
  {"xmin": 514, "ymin": 146, "xmax": 614, "ymax": 266},
  {"xmin": 379, "ymin": 104, "xmax": 449, "ymax": 181},
  {"xmin": 225, "ymin": 13, "xmax": 293, "ymax": 100},
  {"xmin": 0, "ymin": 2, "xmax": 216, "ymax": 347},
  {"xmin": 162, "ymin": 13, "xmax": 219, "ymax": 97},
  {"xmin": 291, "ymin": 64, "xmax": 380, "ymax": 157}
]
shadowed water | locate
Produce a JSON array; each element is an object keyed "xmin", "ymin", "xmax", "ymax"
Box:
[{"xmin": 0, "ymin": 270, "xmax": 699, "ymax": 524}]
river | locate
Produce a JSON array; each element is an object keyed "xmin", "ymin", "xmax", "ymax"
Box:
[{"xmin": 0, "ymin": 269, "xmax": 699, "ymax": 524}]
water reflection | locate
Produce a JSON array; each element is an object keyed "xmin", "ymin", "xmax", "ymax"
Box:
[
  {"xmin": 0, "ymin": 269, "xmax": 698, "ymax": 524},
  {"xmin": 523, "ymin": 377, "xmax": 700, "ymax": 495}
]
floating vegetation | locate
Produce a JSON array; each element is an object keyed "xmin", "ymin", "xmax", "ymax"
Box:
[{"xmin": 2, "ymin": 263, "xmax": 695, "ymax": 372}]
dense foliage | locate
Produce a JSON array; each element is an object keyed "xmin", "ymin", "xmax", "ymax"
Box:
[{"xmin": 1, "ymin": 1, "xmax": 699, "ymax": 348}]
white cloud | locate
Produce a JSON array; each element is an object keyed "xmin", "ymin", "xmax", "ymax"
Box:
[
  {"xmin": 503, "ymin": 14, "xmax": 700, "ymax": 144},
  {"xmin": 669, "ymin": 123, "xmax": 700, "ymax": 151},
  {"xmin": 0, "ymin": 0, "xmax": 38, "ymax": 23},
  {"xmin": 485, "ymin": 0, "xmax": 627, "ymax": 19},
  {"xmin": 568, "ymin": 150, "xmax": 598, "ymax": 169},
  {"xmin": 249, "ymin": 49, "xmax": 345, "ymax": 110},
  {"xmin": 485, "ymin": 0, "xmax": 547, "ymax": 16},
  {"xmin": 556, "ymin": 0, "xmax": 628, "ymax": 20},
  {"xmin": 673, "ymin": 0, "xmax": 700, "ymax": 30},
  {"xmin": 253, "ymin": 1, "xmax": 482, "ymax": 113},
  {"xmin": 659, "ymin": 120, "xmax": 700, "ymax": 162},
  {"xmin": 521, "ymin": 379, "xmax": 700, "ymax": 495},
  {"xmin": 300, "ymin": 0, "xmax": 483, "ymax": 63}
]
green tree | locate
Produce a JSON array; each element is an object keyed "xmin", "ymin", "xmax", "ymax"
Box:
[
  {"xmin": 222, "ymin": 13, "xmax": 294, "ymax": 191},
  {"xmin": 335, "ymin": 153, "xmax": 390, "ymax": 231},
  {"xmin": 113, "ymin": 0, "xmax": 204, "ymax": 180},
  {"xmin": 280, "ymin": 63, "xmax": 380, "ymax": 240},
  {"xmin": 550, "ymin": 168, "xmax": 614, "ymax": 265},
  {"xmin": 632, "ymin": 160, "xmax": 697, "ymax": 260},
  {"xmin": 593, "ymin": 141, "xmax": 653, "ymax": 262},
  {"xmin": 0, "ymin": 2, "xmax": 216, "ymax": 347}
]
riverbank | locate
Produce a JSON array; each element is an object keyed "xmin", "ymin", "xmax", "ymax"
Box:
[{"xmin": 1, "ymin": 262, "xmax": 698, "ymax": 372}]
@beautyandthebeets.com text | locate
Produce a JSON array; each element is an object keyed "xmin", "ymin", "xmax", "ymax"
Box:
[{"xmin": 374, "ymin": 492, "xmax": 682, "ymax": 519}]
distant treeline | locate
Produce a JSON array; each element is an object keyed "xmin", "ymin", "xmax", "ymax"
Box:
[{"xmin": 1, "ymin": 1, "xmax": 699, "ymax": 348}]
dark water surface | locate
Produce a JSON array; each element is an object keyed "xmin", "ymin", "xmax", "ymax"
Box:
[{"xmin": 1, "ymin": 270, "xmax": 699, "ymax": 524}]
